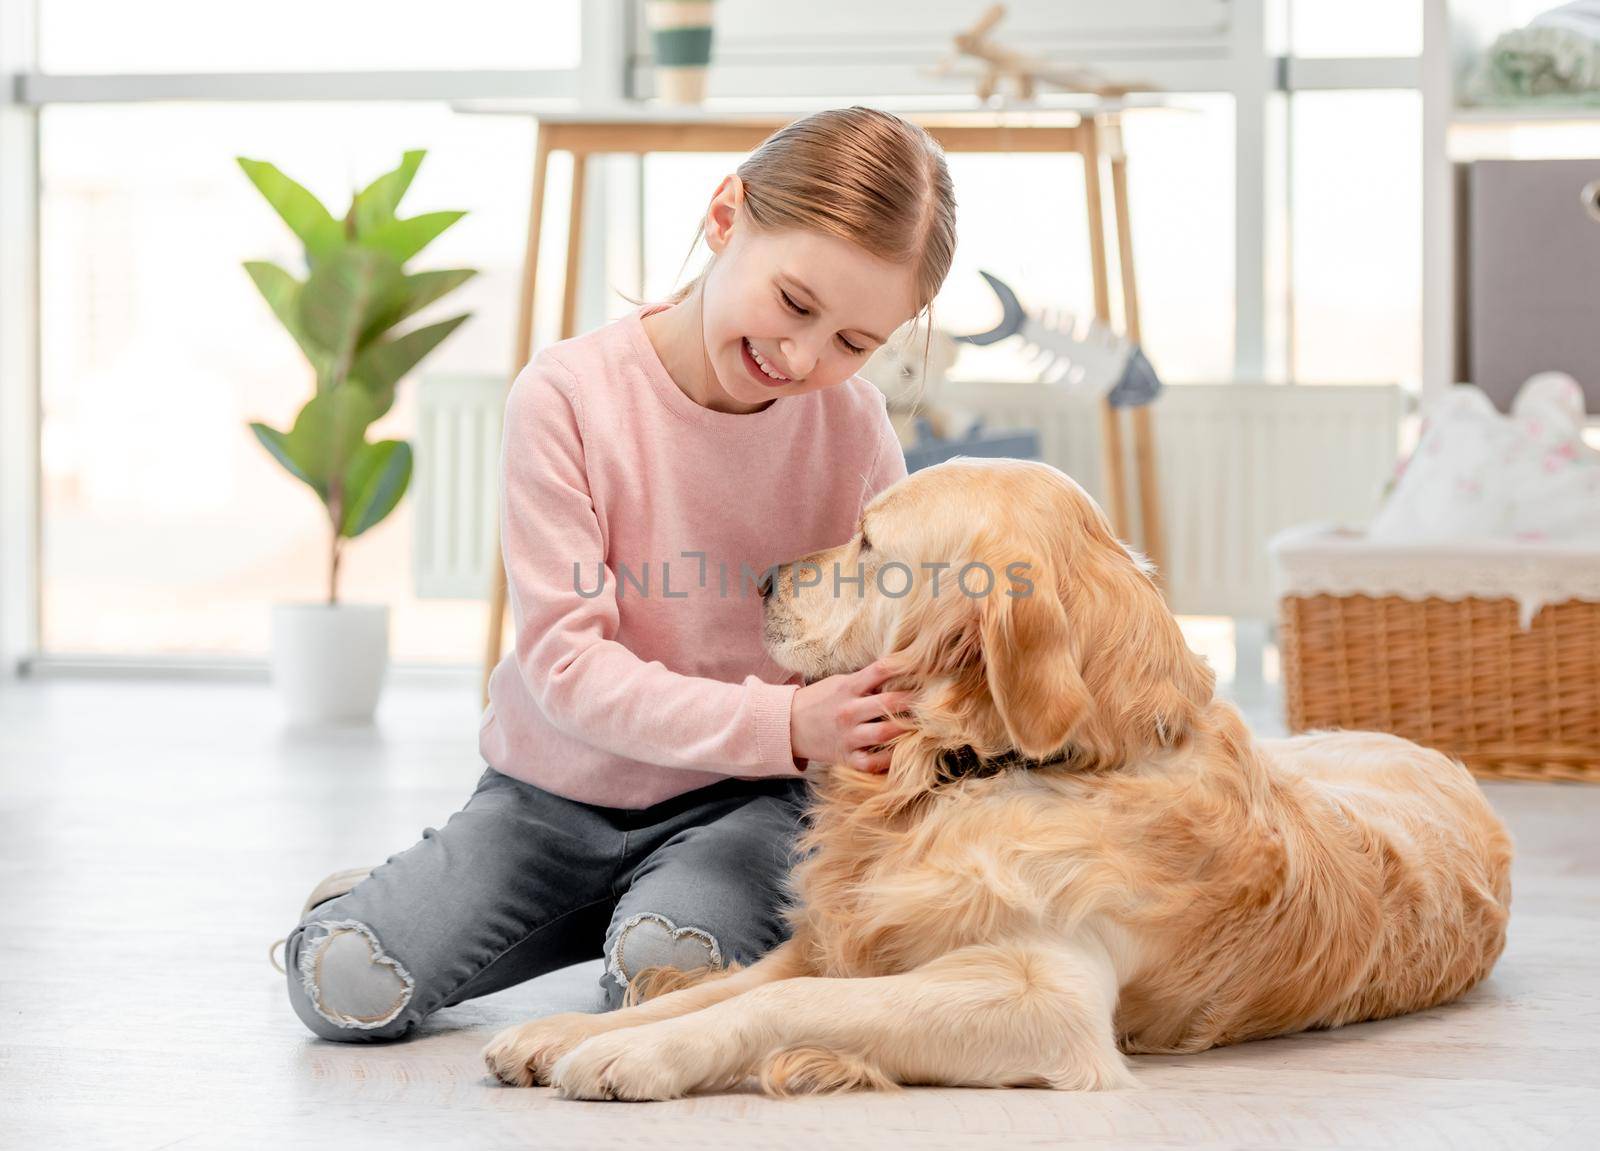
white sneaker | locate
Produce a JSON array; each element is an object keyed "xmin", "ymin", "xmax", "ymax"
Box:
[{"xmin": 268, "ymin": 865, "xmax": 375, "ymax": 973}]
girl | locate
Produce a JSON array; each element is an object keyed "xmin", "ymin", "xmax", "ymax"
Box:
[{"xmin": 279, "ymin": 106, "xmax": 957, "ymax": 1042}]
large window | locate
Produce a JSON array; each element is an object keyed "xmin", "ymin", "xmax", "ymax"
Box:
[
  {"xmin": 1288, "ymin": 90, "xmax": 1423, "ymax": 387},
  {"xmin": 37, "ymin": 102, "xmax": 567, "ymax": 661},
  {"xmin": 1287, "ymin": 0, "xmax": 1422, "ymax": 57},
  {"xmin": 11, "ymin": 0, "xmax": 1433, "ymax": 668},
  {"xmin": 1274, "ymin": 1, "xmax": 1424, "ymax": 388}
]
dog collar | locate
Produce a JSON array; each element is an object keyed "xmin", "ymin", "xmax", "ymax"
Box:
[{"xmin": 935, "ymin": 744, "xmax": 1076, "ymax": 782}]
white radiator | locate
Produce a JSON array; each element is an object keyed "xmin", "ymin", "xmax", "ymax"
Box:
[
  {"xmin": 412, "ymin": 373, "xmax": 506, "ymax": 600},
  {"xmin": 932, "ymin": 381, "xmax": 1408, "ymax": 620}
]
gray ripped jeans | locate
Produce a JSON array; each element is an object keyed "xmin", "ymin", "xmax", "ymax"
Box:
[{"xmin": 284, "ymin": 765, "xmax": 809, "ymax": 1042}]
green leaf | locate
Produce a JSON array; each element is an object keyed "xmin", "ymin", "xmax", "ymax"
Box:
[
  {"xmin": 361, "ymin": 210, "xmax": 466, "ymax": 264},
  {"xmin": 350, "ymin": 312, "xmax": 471, "ymax": 418},
  {"xmin": 296, "ymin": 248, "xmax": 404, "ymax": 388},
  {"xmin": 352, "ymin": 150, "xmax": 426, "ymax": 240},
  {"xmin": 243, "ymin": 260, "xmax": 300, "ymax": 327},
  {"xmin": 236, "ymin": 157, "xmax": 344, "ymax": 262},
  {"xmin": 281, "ymin": 386, "xmax": 379, "ymax": 497},
  {"xmin": 243, "ymin": 261, "xmax": 331, "ymax": 378},
  {"xmin": 340, "ymin": 439, "xmax": 412, "ymax": 538},
  {"xmin": 249, "ymin": 420, "xmax": 317, "ymax": 492},
  {"xmin": 358, "ymin": 267, "xmax": 478, "ymax": 345}
]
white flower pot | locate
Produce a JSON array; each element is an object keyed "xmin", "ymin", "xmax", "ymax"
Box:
[{"xmin": 270, "ymin": 602, "xmax": 390, "ymax": 726}]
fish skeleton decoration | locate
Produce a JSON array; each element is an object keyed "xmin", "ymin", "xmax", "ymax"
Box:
[{"xmin": 956, "ymin": 270, "xmax": 1162, "ymax": 408}]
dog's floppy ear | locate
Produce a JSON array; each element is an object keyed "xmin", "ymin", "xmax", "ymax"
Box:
[
  {"xmin": 1104, "ymin": 602, "xmax": 1216, "ymax": 754},
  {"xmin": 1071, "ymin": 547, "xmax": 1216, "ymax": 757},
  {"xmin": 978, "ymin": 565, "xmax": 1094, "ymax": 758}
]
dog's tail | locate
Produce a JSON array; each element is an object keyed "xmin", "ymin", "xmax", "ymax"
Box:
[
  {"xmin": 622, "ymin": 960, "xmax": 741, "ymax": 1006},
  {"xmin": 759, "ymin": 1045, "xmax": 899, "ymax": 1095}
]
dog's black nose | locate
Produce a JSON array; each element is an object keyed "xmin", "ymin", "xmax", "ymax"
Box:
[{"xmin": 758, "ymin": 572, "xmax": 774, "ymax": 598}]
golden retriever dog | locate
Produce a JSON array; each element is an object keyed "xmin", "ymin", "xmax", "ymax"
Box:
[{"xmin": 483, "ymin": 458, "xmax": 1513, "ymax": 1100}]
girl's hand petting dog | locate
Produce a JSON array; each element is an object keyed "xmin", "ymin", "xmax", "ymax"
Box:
[{"xmin": 790, "ymin": 657, "xmax": 914, "ymax": 773}]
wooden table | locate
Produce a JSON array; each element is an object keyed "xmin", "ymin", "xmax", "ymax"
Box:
[{"xmin": 461, "ymin": 106, "xmax": 1165, "ymax": 700}]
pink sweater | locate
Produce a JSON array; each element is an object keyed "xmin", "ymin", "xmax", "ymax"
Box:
[{"xmin": 479, "ymin": 304, "xmax": 908, "ymax": 809}]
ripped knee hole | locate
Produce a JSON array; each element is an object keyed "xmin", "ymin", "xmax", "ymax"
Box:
[
  {"xmin": 606, "ymin": 911, "xmax": 723, "ymax": 992},
  {"xmin": 297, "ymin": 919, "xmax": 414, "ymax": 1030}
]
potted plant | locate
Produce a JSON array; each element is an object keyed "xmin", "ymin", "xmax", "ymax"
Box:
[{"xmin": 237, "ymin": 149, "xmax": 476, "ymax": 725}]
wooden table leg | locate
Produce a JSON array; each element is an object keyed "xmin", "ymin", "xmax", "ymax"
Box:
[
  {"xmin": 1129, "ymin": 404, "xmax": 1164, "ymax": 581},
  {"xmin": 1081, "ymin": 122, "xmax": 1130, "ymax": 541},
  {"xmin": 561, "ymin": 151, "xmax": 588, "ymax": 340},
  {"xmin": 483, "ymin": 134, "xmax": 552, "ymax": 707},
  {"xmin": 1100, "ymin": 399, "xmax": 1129, "ymax": 544},
  {"xmin": 1108, "ymin": 130, "xmax": 1167, "ymax": 584}
]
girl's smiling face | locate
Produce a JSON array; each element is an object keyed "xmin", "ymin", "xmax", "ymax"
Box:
[{"xmin": 698, "ymin": 175, "xmax": 923, "ymax": 412}]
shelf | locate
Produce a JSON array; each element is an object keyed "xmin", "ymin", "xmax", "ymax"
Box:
[{"xmin": 1453, "ymin": 103, "xmax": 1600, "ymax": 125}]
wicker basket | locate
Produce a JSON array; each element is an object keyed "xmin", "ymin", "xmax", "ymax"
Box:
[{"xmin": 1271, "ymin": 526, "xmax": 1600, "ymax": 782}]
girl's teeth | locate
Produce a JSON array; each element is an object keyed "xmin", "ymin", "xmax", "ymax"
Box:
[{"xmin": 747, "ymin": 338, "xmax": 787, "ymax": 380}]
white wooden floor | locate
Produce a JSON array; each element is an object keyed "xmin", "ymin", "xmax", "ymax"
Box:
[{"xmin": 1, "ymin": 673, "xmax": 1596, "ymax": 1150}]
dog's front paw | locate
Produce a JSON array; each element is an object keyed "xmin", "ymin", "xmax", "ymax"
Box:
[
  {"xmin": 481, "ymin": 1013, "xmax": 609, "ymax": 1087},
  {"xmin": 550, "ymin": 1025, "xmax": 725, "ymax": 1101}
]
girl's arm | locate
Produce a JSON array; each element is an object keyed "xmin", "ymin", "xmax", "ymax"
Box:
[{"xmin": 497, "ymin": 353, "xmax": 802, "ymax": 777}]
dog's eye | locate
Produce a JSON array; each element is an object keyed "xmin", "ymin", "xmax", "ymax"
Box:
[{"xmin": 859, "ymin": 529, "xmax": 871, "ymax": 551}]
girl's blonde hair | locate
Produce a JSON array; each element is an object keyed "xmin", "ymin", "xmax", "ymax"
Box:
[{"xmin": 663, "ymin": 106, "xmax": 957, "ymax": 327}]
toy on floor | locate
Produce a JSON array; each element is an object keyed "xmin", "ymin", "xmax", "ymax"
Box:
[
  {"xmin": 858, "ymin": 312, "xmax": 1040, "ymax": 471},
  {"xmin": 860, "ymin": 323, "xmax": 983, "ymax": 450}
]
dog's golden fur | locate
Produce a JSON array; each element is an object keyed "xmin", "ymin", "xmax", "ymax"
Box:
[{"xmin": 484, "ymin": 459, "xmax": 1513, "ymax": 1099}]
